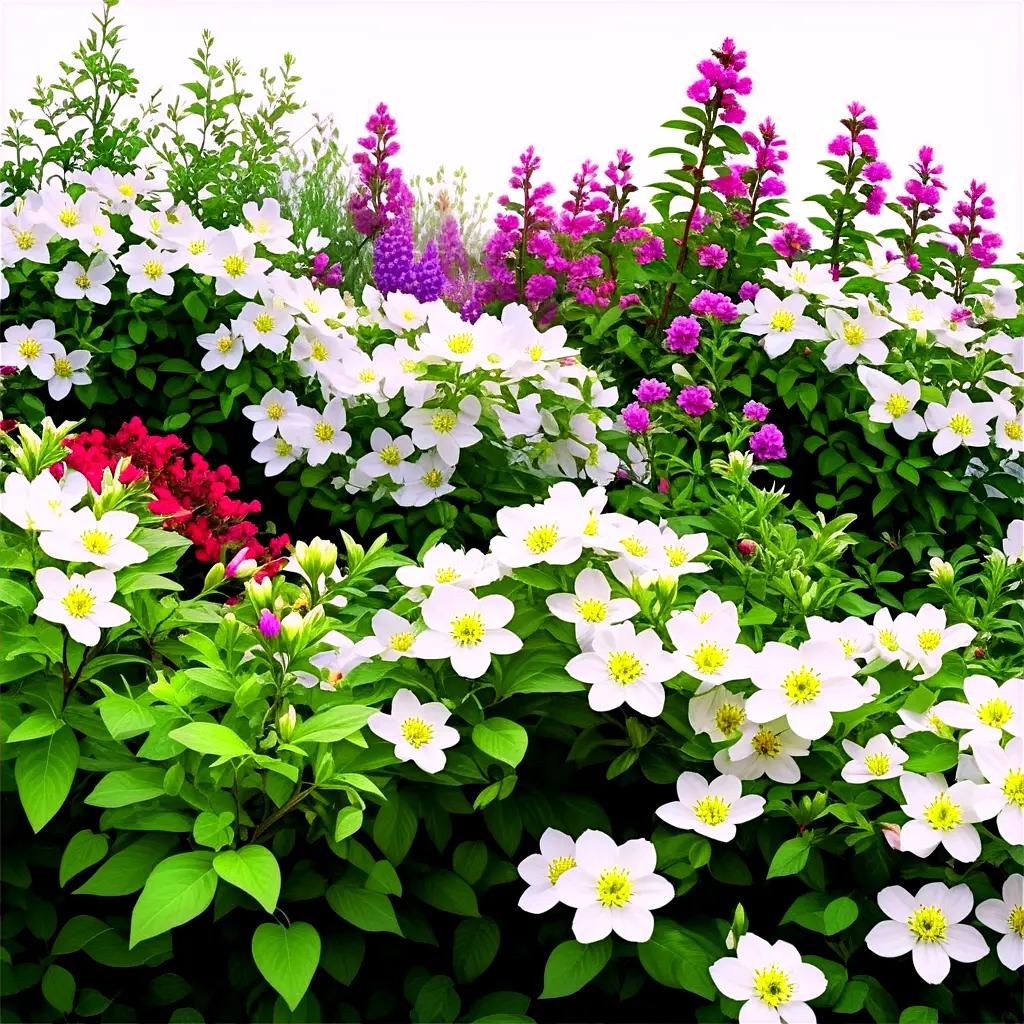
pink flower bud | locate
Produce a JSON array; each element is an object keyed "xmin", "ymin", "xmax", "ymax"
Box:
[{"xmin": 737, "ymin": 539, "xmax": 757, "ymax": 557}]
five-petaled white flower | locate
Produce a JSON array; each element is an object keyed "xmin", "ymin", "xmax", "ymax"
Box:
[
  {"xmin": 738, "ymin": 290, "xmax": 827, "ymax": 358},
  {"xmin": 393, "ymin": 453, "xmax": 456, "ymax": 507},
  {"xmin": 546, "ymin": 568, "xmax": 639, "ymax": 648},
  {"xmin": 490, "ymin": 493, "xmax": 587, "ymax": 569},
  {"xmin": 553, "ymin": 830, "xmax": 674, "ymax": 944},
  {"xmin": 239, "ymin": 198, "xmax": 295, "ymax": 253},
  {"xmin": 45, "ymin": 343, "xmax": 92, "ymax": 400},
  {"xmin": 713, "ymin": 718, "xmax": 810, "ymax": 784},
  {"xmin": 517, "ymin": 828, "xmax": 578, "ymax": 914},
  {"xmin": 923, "ymin": 391, "xmax": 996, "ymax": 455},
  {"xmin": 856, "ymin": 367, "xmax": 926, "ymax": 439},
  {"xmin": 865, "ymin": 882, "xmax": 987, "ymax": 983},
  {"xmin": 33, "ymin": 566, "xmax": 129, "ymax": 646},
  {"xmin": 932, "ymin": 675, "xmax": 1022, "ymax": 749},
  {"xmin": 355, "ymin": 428, "xmax": 415, "ymax": 484},
  {"xmin": 367, "ymin": 688, "xmax": 460, "ymax": 774},
  {"xmin": 243, "ymin": 389, "xmax": 300, "ymax": 443},
  {"xmin": 655, "ymin": 771, "xmax": 765, "ymax": 842},
  {"xmin": 893, "ymin": 603, "xmax": 976, "ymax": 680},
  {"xmin": 822, "ymin": 301, "xmax": 892, "ymax": 370},
  {"xmin": 55, "ymin": 256, "xmax": 114, "ymax": 304},
  {"xmin": 233, "ymin": 300, "xmax": 295, "ymax": 354},
  {"xmin": 688, "ymin": 686, "xmax": 747, "ymax": 742},
  {"xmin": 710, "ymin": 932, "xmax": 827, "ymax": 1024},
  {"xmin": 354, "ymin": 609, "xmax": 422, "ymax": 661},
  {"xmin": 840, "ymin": 734, "xmax": 908, "ymax": 783},
  {"xmin": 281, "ymin": 399, "xmax": 351, "ymax": 466},
  {"xmin": 402, "ymin": 395, "xmax": 483, "ymax": 466},
  {"xmin": 1, "ymin": 320, "xmax": 60, "ymax": 379},
  {"xmin": 198, "ymin": 327, "xmax": 244, "ymax": 371},
  {"xmin": 848, "ymin": 243, "xmax": 909, "ymax": 283},
  {"xmin": 566, "ymin": 622, "xmax": 681, "ymax": 717},
  {"xmin": 395, "ymin": 543, "xmax": 498, "ymax": 594},
  {"xmin": 416, "ymin": 585, "xmax": 522, "ymax": 678},
  {"xmin": 119, "ymin": 243, "xmax": 185, "ymax": 295},
  {"xmin": 0, "ymin": 470, "xmax": 87, "ymax": 532},
  {"xmin": 898, "ymin": 772, "xmax": 1001, "ymax": 862},
  {"xmin": 977, "ymin": 873, "xmax": 1024, "ymax": 971},
  {"xmin": 382, "ymin": 292, "xmax": 428, "ymax": 331},
  {"xmin": 38, "ymin": 508, "xmax": 147, "ymax": 571},
  {"xmin": 971, "ymin": 737, "xmax": 1024, "ymax": 846},
  {"xmin": 666, "ymin": 595, "xmax": 756, "ymax": 691}
]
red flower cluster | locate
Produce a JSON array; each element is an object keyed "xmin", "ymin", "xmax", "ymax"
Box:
[{"xmin": 63, "ymin": 418, "xmax": 289, "ymax": 577}]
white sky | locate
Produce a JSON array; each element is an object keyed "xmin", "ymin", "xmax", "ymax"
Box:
[{"xmin": 2, "ymin": 0, "xmax": 1022, "ymax": 253}]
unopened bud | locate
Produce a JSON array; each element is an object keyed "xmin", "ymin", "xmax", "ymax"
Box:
[
  {"xmin": 738, "ymin": 539, "xmax": 757, "ymax": 557},
  {"xmin": 928, "ymin": 557, "xmax": 954, "ymax": 585},
  {"xmin": 880, "ymin": 823, "xmax": 901, "ymax": 851},
  {"xmin": 974, "ymin": 647, "xmax": 986, "ymax": 659},
  {"xmin": 203, "ymin": 562, "xmax": 226, "ymax": 590},
  {"xmin": 278, "ymin": 705, "xmax": 297, "ymax": 741},
  {"xmin": 257, "ymin": 609, "xmax": 281, "ymax": 639}
]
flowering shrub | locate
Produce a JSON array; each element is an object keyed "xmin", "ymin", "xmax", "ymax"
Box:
[{"xmin": 1, "ymin": 11, "xmax": 1022, "ymax": 1024}]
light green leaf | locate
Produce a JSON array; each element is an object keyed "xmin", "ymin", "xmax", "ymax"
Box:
[
  {"xmin": 213, "ymin": 846, "xmax": 280, "ymax": 914},
  {"xmin": 15, "ymin": 726, "xmax": 79, "ymax": 832},
  {"xmin": 59, "ymin": 831, "xmax": 109, "ymax": 887},
  {"xmin": 193, "ymin": 811, "xmax": 234, "ymax": 850},
  {"xmin": 75, "ymin": 834, "xmax": 178, "ymax": 897},
  {"xmin": 85, "ymin": 768, "xmax": 166, "ymax": 808},
  {"xmin": 767, "ymin": 836, "xmax": 811, "ymax": 879},
  {"xmin": 168, "ymin": 722, "xmax": 251, "ymax": 759},
  {"xmin": 290, "ymin": 705, "xmax": 374, "ymax": 745},
  {"xmin": 334, "ymin": 806, "xmax": 363, "ymax": 843},
  {"xmin": 823, "ymin": 896, "xmax": 859, "ymax": 935},
  {"xmin": 471, "ymin": 718, "xmax": 528, "ymax": 767},
  {"xmin": 373, "ymin": 792, "xmax": 418, "ymax": 864},
  {"xmin": 7, "ymin": 710, "xmax": 62, "ymax": 743},
  {"xmin": 251, "ymin": 921, "xmax": 320, "ymax": 1013},
  {"xmin": 129, "ymin": 852, "xmax": 218, "ymax": 947},
  {"xmin": 637, "ymin": 920, "xmax": 715, "ymax": 998},
  {"xmin": 541, "ymin": 938, "xmax": 611, "ymax": 999}
]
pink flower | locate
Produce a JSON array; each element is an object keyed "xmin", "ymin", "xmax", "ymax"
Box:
[
  {"xmin": 677, "ymin": 385, "xmax": 715, "ymax": 417},
  {"xmin": 665, "ymin": 315, "xmax": 702, "ymax": 354},
  {"xmin": 635, "ymin": 379, "xmax": 671, "ymax": 404},
  {"xmin": 621, "ymin": 402, "xmax": 651, "ymax": 434},
  {"xmin": 742, "ymin": 401, "xmax": 770, "ymax": 422},
  {"xmin": 698, "ymin": 244, "xmax": 729, "ymax": 269}
]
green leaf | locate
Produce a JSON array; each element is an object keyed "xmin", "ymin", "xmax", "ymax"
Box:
[
  {"xmin": 251, "ymin": 921, "xmax": 320, "ymax": 1013},
  {"xmin": 183, "ymin": 292, "xmax": 208, "ymax": 321},
  {"xmin": 129, "ymin": 852, "xmax": 218, "ymax": 947},
  {"xmin": 213, "ymin": 846, "xmax": 281, "ymax": 914},
  {"xmin": 168, "ymin": 722, "xmax": 252, "ymax": 759},
  {"xmin": 823, "ymin": 896, "xmax": 859, "ymax": 935},
  {"xmin": 15, "ymin": 726, "xmax": 79, "ymax": 832},
  {"xmin": 326, "ymin": 884, "xmax": 403, "ymax": 935},
  {"xmin": 96, "ymin": 692, "xmax": 156, "ymax": 740},
  {"xmin": 85, "ymin": 768, "xmax": 166, "ymax": 808},
  {"xmin": 899, "ymin": 1007, "xmax": 939, "ymax": 1024},
  {"xmin": 637, "ymin": 919, "xmax": 715, "ymax": 998},
  {"xmin": 453, "ymin": 917, "xmax": 500, "ymax": 983},
  {"xmin": 290, "ymin": 705, "xmax": 374, "ymax": 745},
  {"xmin": 373, "ymin": 792, "xmax": 418, "ymax": 864},
  {"xmin": 411, "ymin": 870, "xmax": 480, "ymax": 917},
  {"xmin": 540, "ymin": 938, "xmax": 612, "ymax": 999},
  {"xmin": 767, "ymin": 836, "xmax": 811, "ymax": 879},
  {"xmin": 75, "ymin": 834, "xmax": 178, "ymax": 897},
  {"xmin": 42, "ymin": 964, "xmax": 76, "ymax": 1014},
  {"xmin": 7, "ymin": 710, "xmax": 62, "ymax": 743},
  {"xmin": 60, "ymin": 831, "xmax": 109, "ymax": 887},
  {"xmin": 334, "ymin": 806, "xmax": 363, "ymax": 843},
  {"xmin": 193, "ymin": 810, "xmax": 235, "ymax": 850},
  {"xmin": 472, "ymin": 718, "xmax": 528, "ymax": 767}
]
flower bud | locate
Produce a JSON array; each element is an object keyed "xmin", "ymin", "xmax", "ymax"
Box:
[
  {"xmin": 880, "ymin": 823, "xmax": 901, "ymax": 851},
  {"xmin": 257, "ymin": 609, "xmax": 281, "ymax": 639},
  {"xmin": 203, "ymin": 562, "xmax": 226, "ymax": 590},
  {"xmin": 245, "ymin": 576, "xmax": 274, "ymax": 610},
  {"xmin": 278, "ymin": 705, "xmax": 297, "ymax": 742},
  {"xmin": 737, "ymin": 539, "xmax": 757, "ymax": 557},
  {"xmin": 928, "ymin": 557, "xmax": 954, "ymax": 585}
]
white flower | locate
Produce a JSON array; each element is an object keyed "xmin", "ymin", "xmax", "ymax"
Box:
[
  {"xmin": 856, "ymin": 367, "xmax": 926, "ymax": 439},
  {"xmin": 38, "ymin": 188, "xmax": 106, "ymax": 246},
  {"xmin": 382, "ymin": 292, "xmax": 428, "ymax": 331},
  {"xmin": 738, "ymin": 290, "xmax": 827, "ymax": 358},
  {"xmin": 233, "ymin": 300, "xmax": 295, "ymax": 354},
  {"xmin": 367, "ymin": 688, "xmax": 460, "ymax": 774},
  {"xmin": 393, "ymin": 453, "xmax": 456, "ymax": 507},
  {"xmin": 1001, "ymin": 519, "xmax": 1023, "ymax": 564},
  {"xmin": 899, "ymin": 772, "xmax": 1002, "ymax": 862},
  {"xmin": 747, "ymin": 640, "xmax": 865, "ymax": 740},
  {"xmin": 490, "ymin": 494, "xmax": 587, "ymax": 569},
  {"xmin": 566, "ymin": 622, "xmax": 681, "ymax": 717},
  {"xmin": 198, "ymin": 327, "xmax": 244, "ymax": 371},
  {"xmin": 495, "ymin": 394, "xmax": 543, "ymax": 439},
  {"xmin": 44, "ymin": 343, "xmax": 91, "ymax": 400},
  {"xmin": 804, "ymin": 614, "xmax": 873, "ymax": 660},
  {"xmin": 517, "ymin": 829, "xmax": 578, "ymax": 914},
  {"xmin": 893, "ymin": 603, "xmax": 976, "ymax": 680},
  {"xmin": 865, "ymin": 882, "xmax": 987, "ymax": 983},
  {"xmin": 763, "ymin": 260, "xmax": 844, "ymax": 301},
  {"xmin": 355, "ymin": 428, "xmax": 414, "ymax": 484},
  {"xmin": 308, "ymin": 629, "xmax": 369, "ymax": 687},
  {"xmin": 119, "ymin": 243, "xmax": 185, "ymax": 295},
  {"xmin": 931, "ymin": 295, "xmax": 983, "ymax": 353},
  {"xmin": 923, "ymin": 391, "xmax": 996, "ymax": 455},
  {"xmin": 252, "ymin": 435, "xmax": 301, "ymax": 476},
  {"xmin": 402, "ymin": 395, "xmax": 483, "ymax": 466},
  {"xmin": 840, "ymin": 735, "xmax": 908, "ymax": 783},
  {"xmin": 655, "ymin": 772, "xmax": 765, "ymax": 842},
  {"xmin": 0, "ymin": 469, "xmax": 87, "ymax": 532},
  {"xmin": 38, "ymin": 508, "xmax": 147, "ymax": 571},
  {"xmin": 416, "ymin": 585, "xmax": 522, "ymax": 679},
  {"xmin": 822, "ymin": 301, "xmax": 892, "ymax": 370},
  {"xmin": 1, "ymin": 320, "xmax": 60, "ymax": 379},
  {"xmin": 417, "ymin": 307, "xmax": 500, "ymax": 372},
  {"xmin": 243, "ymin": 389, "xmax": 300, "ymax": 442},
  {"xmin": 33, "ymin": 566, "xmax": 129, "ymax": 646},
  {"xmin": 54, "ymin": 256, "xmax": 114, "ymax": 304},
  {"xmin": 355, "ymin": 609, "xmax": 422, "ymax": 661},
  {"xmin": 666, "ymin": 595, "xmax": 756, "ymax": 690},
  {"xmin": 553, "ymin": 830, "xmax": 674, "ymax": 944},
  {"xmin": 545, "ymin": 568, "xmax": 639, "ymax": 648},
  {"xmin": 688, "ymin": 687, "xmax": 747, "ymax": 742},
  {"xmin": 395, "ymin": 544, "xmax": 498, "ymax": 593},
  {"xmin": 891, "ymin": 707, "xmax": 950, "ymax": 741},
  {"xmin": 848, "ymin": 243, "xmax": 909, "ymax": 283},
  {"xmin": 280, "ymin": 399, "xmax": 351, "ymax": 466},
  {"xmin": 866, "ymin": 607, "xmax": 907, "ymax": 664},
  {"xmin": 1, "ymin": 206, "xmax": 54, "ymax": 264},
  {"xmin": 164, "ymin": 220, "xmax": 219, "ymax": 267},
  {"xmin": 978, "ymin": 285, "xmax": 1019, "ymax": 321},
  {"xmin": 971, "ymin": 737, "xmax": 1024, "ymax": 846},
  {"xmin": 932, "ymin": 675, "xmax": 1022, "ymax": 749},
  {"xmin": 710, "ymin": 932, "xmax": 827, "ymax": 1024},
  {"xmin": 207, "ymin": 231, "xmax": 271, "ymax": 297},
  {"xmin": 239, "ymin": 198, "xmax": 294, "ymax": 253},
  {"xmin": 886, "ymin": 284, "xmax": 942, "ymax": 331},
  {"xmin": 713, "ymin": 719, "xmax": 810, "ymax": 783},
  {"xmin": 977, "ymin": 874, "xmax": 1024, "ymax": 971},
  {"xmin": 992, "ymin": 396, "xmax": 1024, "ymax": 455}
]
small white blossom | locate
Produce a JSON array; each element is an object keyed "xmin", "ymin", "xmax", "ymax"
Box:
[{"xmin": 367, "ymin": 688, "xmax": 460, "ymax": 774}]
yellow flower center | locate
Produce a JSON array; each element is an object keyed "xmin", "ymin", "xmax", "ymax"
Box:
[
  {"xmin": 222, "ymin": 254, "xmax": 248, "ymax": 278},
  {"xmin": 450, "ymin": 612, "xmax": 485, "ymax": 646},
  {"xmin": 884, "ymin": 394, "xmax": 910, "ymax": 418},
  {"xmin": 14, "ymin": 228, "xmax": 35, "ymax": 250},
  {"xmin": 310, "ymin": 341, "xmax": 328, "ymax": 361},
  {"xmin": 216, "ymin": 335, "xmax": 234, "ymax": 353},
  {"xmin": 547, "ymin": 856, "xmax": 576, "ymax": 885},
  {"xmin": 907, "ymin": 906, "xmax": 948, "ymax": 943},
  {"xmin": 753, "ymin": 966, "xmax": 794, "ymax": 1009},
  {"xmin": 401, "ymin": 358, "xmax": 419, "ymax": 372},
  {"xmin": 524, "ymin": 524, "xmax": 559, "ymax": 554},
  {"xmin": 691, "ymin": 642, "xmax": 729, "ymax": 676},
  {"xmin": 434, "ymin": 567, "xmax": 458, "ymax": 583},
  {"xmin": 783, "ymin": 666, "xmax": 822, "ymax": 704},
  {"xmin": 389, "ymin": 632, "xmax": 414, "ymax": 652},
  {"xmin": 583, "ymin": 515, "xmax": 599, "ymax": 537},
  {"xmin": 664, "ymin": 544, "xmax": 690, "ymax": 567},
  {"xmin": 402, "ymin": 309, "xmax": 417, "ymax": 322},
  {"xmin": 358, "ymin": 369, "xmax": 377, "ymax": 383},
  {"xmin": 446, "ymin": 332, "xmax": 474, "ymax": 354},
  {"xmin": 714, "ymin": 703, "xmax": 745, "ymax": 735},
  {"xmin": 92, "ymin": 223, "xmax": 106, "ymax": 236},
  {"xmin": 431, "ymin": 410, "xmax": 457, "ymax": 434},
  {"xmin": 752, "ymin": 729, "xmax": 782, "ymax": 757},
  {"xmin": 595, "ymin": 867, "xmax": 632, "ymax": 908},
  {"xmin": 61, "ymin": 586, "xmax": 95, "ymax": 618},
  {"xmin": 792, "ymin": 270, "xmax": 807, "ymax": 283},
  {"xmin": 864, "ymin": 752, "xmax": 891, "ymax": 776},
  {"xmin": 58, "ymin": 208, "xmax": 79, "ymax": 227},
  {"xmin": 274, "ymin": 439, "xmax": 292, "ymax": 456},
  {"xmin": 907, "ymin": 305, "xmax": 924, "ymax": 322},
  {"xmin": 769, "ymin": 309, "xmax": 796, "ymax": 333},
  {"xmin": 842, "ymin": 321, "xmax": 866, "ymax": 345},
  {"xmin": 53, "ymin": 357, "xmax": 73, "ymax": 378},
  {"xmin": 916, "ymin": 629, "xmax": 942, "ymax": 653},
  {"xmin": 313, "ymin": 422, "xmax": 335, "ymax": 443},
  {"xmin": 149, "ymin": 216, "xmax": 163, "ymax": 233},
  {"xmin": 304, "ymin": 299, "xmax": 321, "ymax": 313},
  {"xmin": 528, "ymin": 343, "xmax": 544, "ymax": 361},
  {"xmin": 693, "ymin": 795, "xmax": 730, "ymax": 826},
  {"xmin": 18, "ymin": 338, "xmax": 42, "ymax": 360},
  {"xmin": 74, "ymin": 273, "xmax": 91, "ymax": 289},
  {"xmin": 80, "ymin": 528, "xmax": 113, "ymax": 555},
  {"xmin": 379, "ymin": 444, "xmax": 402, "ymax": 466},
  {"xmin": 252, "ymin": 313, "xmax": 275, "ymax": 333},
  {"xmin": 576, "ymin": 597, "xmax": 607, "ymax": 623},
  {"xmin": 620, "ymin": 536, "xmax": 648, "ymax": 557},
  {"xmin": 266, "ymin": 402, "xmax": 284, "ymax": 420},
  {"xmin": 1003, "ymin": 769, "xmax": 1024, "ymax": 808},
  {"xmin": 1008, "ymin": 906, "xmax": 1024, "ymax": 938},
  {"xmin": 117, "ymin": 183, "xmax": 134, "ymax": 196},
  {"xmin": 978, "ymin": 698, "xmax": 1013, "ymax": 729},
  {"xmin": 948, "ymin": 413, "xmax": 973, "ymax": 437},
  {"xmin": 923, "ymin": 792, "xmax": 962, "ymax": 832},
  {"xmin": 1005, "ymin": 421, "xmax": 1024, "ymax": 441},
  {"xmin": 400, "ymin": 717, "xmax": 433, "ymax": 748},
  {"xmin": 142, "ymin": 259, "xmax": 164, "ymax": 280},
  {"xmin": 188, "ymin": 239, "xmax": 207, "ymax": 254},
  {"xmin": 607, "ymin": 651, "xmax": 643, "ymax": 686},
  {"xmin": 878, "ymin": 629, "xmax": 899, "ymax": 652},
  {"xmin": 422, "ymin": 468, "xmax": 445, "ymax": 489}
]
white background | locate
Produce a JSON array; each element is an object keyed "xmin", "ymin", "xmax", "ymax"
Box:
[{"xmin": 2, "ymin": 0, "xmax": 1022, "ymax": 252}]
